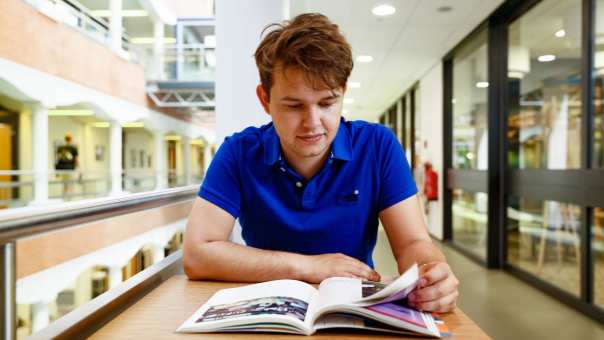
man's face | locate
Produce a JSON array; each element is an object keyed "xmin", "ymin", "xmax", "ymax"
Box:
[{"xmin": 257, "ymin": 67, "xmax": 344, "ymax": 162}]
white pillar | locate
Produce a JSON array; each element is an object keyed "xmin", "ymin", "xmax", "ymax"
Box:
[
  {"xmin": 108, "ymin": 266, "xmax": 123, "ymax": 289},
  {"xmin": 31, "ymin": 301, "xmax": 49, "ymax": 333},
  {"xmin": 215, "ymin": 0, "xmax": 288, "ymax": 144},
  {"xmin": 182, "ymin": 137, "xmax": 192, "ymax": 185},
  {"xmin": 32, "ymin": 104, "xmax": 49, "ymax": 204},
  {"xmin": 153, "ymin": 18, "xmax": 165, "ymax": 80},
  {"xmin": 154, "ymin": 131, "xmax": 166, "ymax": 189},
  {"xmin": 109, "ymin": 121, "xmax": 123, "ymax": 195},
  {"xmin": 109, "ymin": 0, "xmax": 123, "ymax": 52}
]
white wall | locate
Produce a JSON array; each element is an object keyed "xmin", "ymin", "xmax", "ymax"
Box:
[
  {"xmin": 214, "ymin": 0, "xmax": 288, "ymax": 144},
  {"xmin": 124, "ymin": 129, "xmax": 154, "ymax": 171},
  {"xmin": 83, "ymin": 126, "xmax": 110, "ymax": 173},
  {"xmin": 419, "ymin": 62, "xmax": 444, "ymax": 240}
]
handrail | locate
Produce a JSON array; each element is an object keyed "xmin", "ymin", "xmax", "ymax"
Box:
[
  {"xmin": 0, "ymin": 186, "xmax": 198, "ymax": 339},
  {"xmin": 29, "ymin": 250, "xmax": 184, "ymax": 340},
  {"xmin": 0, "ymin": 185, "xmax": 197, "ymax": 243}
]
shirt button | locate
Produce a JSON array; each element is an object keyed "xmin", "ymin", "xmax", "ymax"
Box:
[
  {"xmin": 354, "ymin": 189, "xmax": 359, "ymax": 195},
  {"xmin": 280, "ymin": 167, "xmax": 286, "ymax": 172},
  {"xmin": 295, "ymin": 181, "xmax": 303, "ymax": 188}
]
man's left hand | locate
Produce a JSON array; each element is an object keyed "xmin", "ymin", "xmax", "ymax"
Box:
[{"xmin": 407, "ymin": 262, "xmax": 459, "ymax": 313}]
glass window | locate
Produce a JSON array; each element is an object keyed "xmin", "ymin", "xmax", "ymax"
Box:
[
  {"xmin": 593, "ymin": 207, "xmax": 604, "ymax": 307},
  {"xmin": 388, "ymin": 105, "xmax": 397, "ymax": 138},
  {"xmin": 507, "ymin": 197, "xmax": 582, "ymax": 296},
  {"xmin": 405, "ymin": 93, "xmax": 412, "ymax": 161},
  {"xmin": 452, "ymin": 30, "xmax": 488, "ymax": 169},
  {"xmin": 507, "ymin": 0, "xmax": 582, "ymax": 169},
  {"xmin": 595, "ymin": 0, "xmax": 604, "ymax": 167},
  {"xmin": 452, "ymin": 189, "xmax": 488, "ymax": 259}
]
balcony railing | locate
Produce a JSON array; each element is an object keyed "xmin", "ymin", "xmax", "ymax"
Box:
[
  {"xmin": 0, "ymin": 170, "xmax": 203, "ymax": 208},
  {"xmin": 0, "ymin": 185, "xmax": 198, "ymax": 339},
  {"xmin": 133, "ymin": 44, "xmax": 215, "ymax": 82},
  {"xmin": 24, "ymin": 0, "xmax": 131, "ymax": 53}
]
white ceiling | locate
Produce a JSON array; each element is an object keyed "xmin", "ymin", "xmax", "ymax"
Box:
[{"xmin": 290, "ymin": 0, "xmax": 504, "ymax": 121}]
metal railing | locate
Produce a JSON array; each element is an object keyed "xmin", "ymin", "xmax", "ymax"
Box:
[
  {"xmin": 24, "ymin": 0, "xmax": 131, "ymax": 52},
  {"xmin": 0, "ymin": 185, "xmax": 198, "ymax": 339},
  {"xmin": 0, "ymin": 169, "xmax": 204, "ymax": 208},
  {"xmin": 134, "ymin": 43, "xmax": 216, "ymax": 81}
]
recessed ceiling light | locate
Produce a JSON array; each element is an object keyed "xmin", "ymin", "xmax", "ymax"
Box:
[
  {"xmin": 90, "ymin": 9, "xmax": 148, "ymax": 17},
  {"xmin": 91, "ymin": 122, "xmax": 110, "ymax": 128},
  {"xmin": 348, "ymin": 81, "xmax": 361, "ymax": 88},
  {"xmin": 356, "ymin": 55, "xmax": 373, "ymax": 63},
  {"xmin": 437, "ymin": 6, "xmax": 453, "ymax": 13},
  {"xmin": 475, "ymin": 81, "xmax": 489, "ymax": 88},
  {"xmin": 122, "ymin": 122, "xmax": 145, "ymax": 128},
  {"xmin": 344, "ymin": 98, "xmax": 355, "ymax": 104},
  {"xmin": 538, "ymin": 54, "xmax": 556, "ymax": 62},
  {"xmin": 131, "ymin": 37, "xmax": 177, "ymax": 44},
  {"xmin": 372, "ymin": 4, "xmax": 396, "ymax": 16},
  {"xmin": 48, "ymin": 109, "xmax": 94, "ymax": 116},
  {"xmin": 555, "ymin": 29, "xmax": 566, "ymax": 38}
]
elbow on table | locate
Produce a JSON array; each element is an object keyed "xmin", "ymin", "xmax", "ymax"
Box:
[{"xmin": 183, "ymin": 244, "xmax": 213, "ymax": 280}]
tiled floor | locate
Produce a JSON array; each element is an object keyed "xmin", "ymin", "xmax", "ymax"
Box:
[{"xmin": 372, "ymin": 228, "xmax": 604, "ymax": 339}]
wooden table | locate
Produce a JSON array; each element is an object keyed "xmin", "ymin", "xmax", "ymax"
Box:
[{"xmin": 90, "ymin": 275, "xmax": 490, "ymax": 339}]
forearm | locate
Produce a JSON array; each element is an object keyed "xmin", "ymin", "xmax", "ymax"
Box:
[
  {"xmin": 184, "ymin": 240, "xmax": 307, "ymax": 282},
  {"xmin": 395, "ymin": 239, "xmax": 446, "ymax": 274}
]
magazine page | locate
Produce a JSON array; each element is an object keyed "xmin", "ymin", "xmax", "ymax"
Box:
[
  {"xmin": 177, "ymin": 279, "xmax": 318, "ymax": 335},
  {"xmin": 314, "ymin": 313, "xmax": 420, "ymax": 336},
  {"xmin": 361, "ymin": 301, "xmax": 441, "ymax": 337},
  {"xmin": 352, "ymin": 263, "xmax": 419, "ymax": 306},
  {"xmin": 312, "ymin": 263, "xmax": 419, "ymax": 315}
]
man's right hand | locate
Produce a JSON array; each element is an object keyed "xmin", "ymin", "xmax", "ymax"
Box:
[{"xmin": 297, "ymin": 253, "xmax": 381, "ymax": 283}]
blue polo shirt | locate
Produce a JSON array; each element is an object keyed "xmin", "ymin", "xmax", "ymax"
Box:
[{"xmin": 198, "ymin": 119, "xmax": 417, "ymax": 267}]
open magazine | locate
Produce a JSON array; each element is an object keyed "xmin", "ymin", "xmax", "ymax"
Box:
[{"xmin": 177, "ymin": 264, "xmax": 450, "ymax": 337}]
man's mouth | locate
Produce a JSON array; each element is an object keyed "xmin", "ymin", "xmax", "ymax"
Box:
[{"xmin": 297, "ymin": 133, "xmax": 325, "ymax": 143}]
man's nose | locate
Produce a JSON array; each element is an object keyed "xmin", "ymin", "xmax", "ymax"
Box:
[{"xmin": 302, "ymin": 106, "xmax": 322, "ymax": 129}]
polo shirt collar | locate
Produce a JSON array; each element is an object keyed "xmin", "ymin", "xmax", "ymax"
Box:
[
  {"xmin": 331, "ymin": 118, "xmax": 353, "ymax": 161},
  {"xmin": 262, "ymin": 119, "xmax": 353, "ymax": 165},
  {"xmin": 263, "ymin": 124, "xmax": 281, "ymax": 165}
]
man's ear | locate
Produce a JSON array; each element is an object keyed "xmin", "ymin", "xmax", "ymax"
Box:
[{"xmin": 256, "ymin": 85, "xmax": 270, "ymax": 114}]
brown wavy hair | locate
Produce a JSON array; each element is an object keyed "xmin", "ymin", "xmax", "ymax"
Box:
[{"xmin": 254, "ymin": 13, "xmax": 353, "ymax": 98}]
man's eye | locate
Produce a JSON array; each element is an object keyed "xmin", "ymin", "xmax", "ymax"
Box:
[
  {"xmin": 319, "ymin": 102, "xmax": 335, "ymax": 108},
  {"xmin": 287, "ymin": 104, "xmax": 302, "ymax": 109}
]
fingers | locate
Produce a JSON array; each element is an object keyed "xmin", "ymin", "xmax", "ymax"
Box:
[
  {"xmin": 410, "ymin": 274, "xmax": 458, "ymax": 301},
  {"xmin": 418, "ymin": 262, "xmax": 450, "ymax": 288},
  {"xmin": 337, "ymin": 254, "xmax": 380, "ymax": 281},
  {"xmin": 409, "ymin": 290, "xmax": 459, "ymax": 313},
  {"xmin": 344, "ymin": 259, "xmax": 380, "ymax": 281},
  {"xmin": 408, "ymin": 263, "xmax": 459, "ymax": 313}
]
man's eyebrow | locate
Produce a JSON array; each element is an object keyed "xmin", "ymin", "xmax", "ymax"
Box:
[
  {"xmin": 280, "ymin": 96, "xmax": 302, "ymax": 102},
  {"xmin": 280, "ymin": 94, "xmax": 341, "ymax": 102}
]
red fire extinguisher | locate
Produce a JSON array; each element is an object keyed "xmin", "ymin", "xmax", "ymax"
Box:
[{"xmin": 424, "ymin": 162, "xmax": 438, "ymax": 201}]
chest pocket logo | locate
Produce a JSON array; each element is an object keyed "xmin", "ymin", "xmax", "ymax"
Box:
[{"xmin": 337, "ymin": 189, "xmax": 360, "ymax": 205}]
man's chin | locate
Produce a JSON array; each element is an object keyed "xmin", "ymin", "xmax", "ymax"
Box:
[{"xmin": 295, "ymin": 145, "xmax": 327, "ymax": 158}]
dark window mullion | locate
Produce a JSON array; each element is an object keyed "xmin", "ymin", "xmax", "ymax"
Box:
[
  {"xmin": 443, "ymin": 58, "xmax": 454, "ymax": 241},
  {"xmin": 580, "ymin": 0, "xmax": 596, "ymax": 304},
  {"xmin": 486, "ymin": 17, "xmax": 508, "ymax": 269}
]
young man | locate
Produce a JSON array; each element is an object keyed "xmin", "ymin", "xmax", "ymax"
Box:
[
  {"xmin": 55, "ymin": 132, "xmax": 79, "ymax": 196},
  {"xmin": 184, "ymin": 13, "xmax": 459, "ymax": 313}
]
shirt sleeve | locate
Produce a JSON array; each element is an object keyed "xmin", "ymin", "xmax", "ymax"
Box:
[
  {"xmin": 376, "ymin": 126, "xmax": 418, "ymax": 211},
  {"xmin": 198, "ymin": 138, "xmax": 242, "ymax": 218}
]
